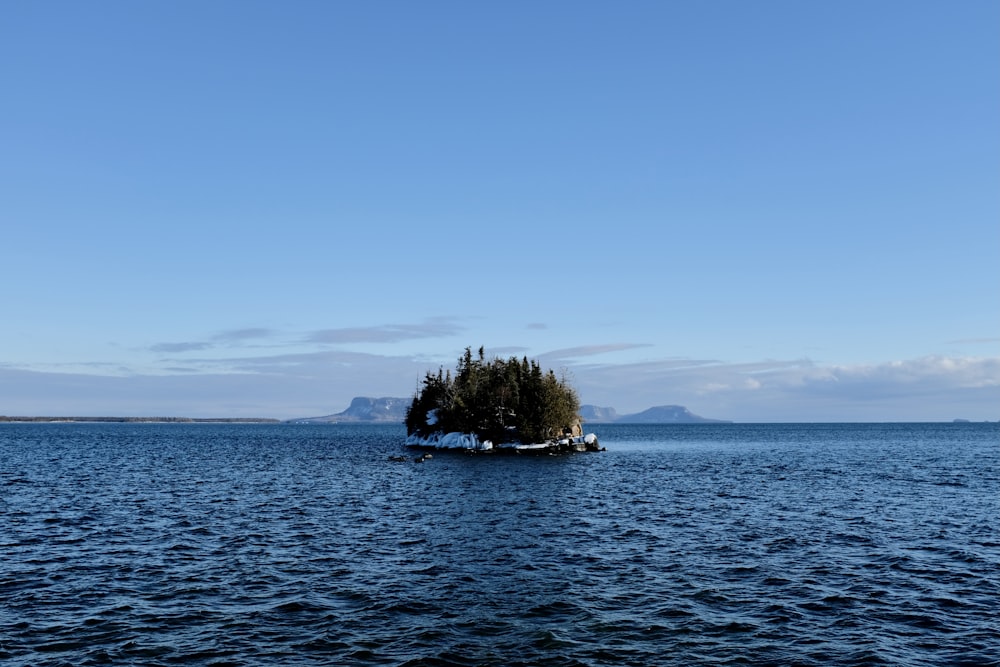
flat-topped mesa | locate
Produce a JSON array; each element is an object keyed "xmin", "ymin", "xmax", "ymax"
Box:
[{"xmin": 404, "ymin": 346, "xmax": 601, "ymax": 455}]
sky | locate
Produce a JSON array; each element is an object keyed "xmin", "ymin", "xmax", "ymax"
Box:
[{"xmin": 2, "ymin": 1, "xmax": 998, "ymax": 422}]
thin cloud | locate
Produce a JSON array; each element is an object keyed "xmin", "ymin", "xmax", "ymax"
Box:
[
  {"xmin": 4, "ymin": 348, "xmax": 997, "ymax": 422},
  {"xmin": 308, "ymin": 318, "xmax": 465, "ymax": 344},
  {"xmin": 2, "ymin": 360, "xmax": 143, "ymax": 377},
  {"xmin": 226, "ymin": 349, "xmax": 410, "ymax": 373},
  {"xmin": 161, "ymin": 348, "xmax": 432, "ymax": 379},
  {"xmin": 150, "ymin": 341, "xmax": 214, "ymax": 353},
  {"xmin": 568, "ymin": 354, "xmax": 1000, "ymax": 421},
  {"xmin": 152, "ymin": 320, "xmax": 464, "ymax": 358},
  {"xmin": 151, "ymin": 329, "xmax": 286, "ymax": 356},
  {"xmin": 541, "ymin": 343, "xmax": 652, "ymax": 363},
  {"xmin": 213, "ymin": 328, "xmax": 277, "ymax": 343},
  {"xmin": 0, "ymin": 354, "xmax": 434, "ymax": 419},
  {"xmin": 796, "ymin": 356, "xmax": 1000, "ymax": 397}
]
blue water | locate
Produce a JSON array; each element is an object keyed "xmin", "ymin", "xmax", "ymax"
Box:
[{"xmin": 2, "ymin": 422, "xmax": 998, "ymax": 666}]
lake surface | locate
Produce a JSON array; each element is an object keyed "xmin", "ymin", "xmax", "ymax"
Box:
[{"xmin": 2, "ymin": 422, "xmax": 998, "ymax": 666}]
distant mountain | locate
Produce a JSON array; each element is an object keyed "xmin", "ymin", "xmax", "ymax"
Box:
[
  {"xmin": 294, "ymin": 398, "xmax": 727, "ymax": 425},
  {"xmin": 579, "ymin": 405, "xmax": 619, "ymax": 423},
  {"xmin": 582, "ymin": 404, "xmax": 729, "ymax": 424},
  {"xmin": 617, "ymin": 405, "xmax": 729, "ymax": 423},
  {"xmin": 292, "ymin": 397, "xmax": 410, "ymax": 423}
]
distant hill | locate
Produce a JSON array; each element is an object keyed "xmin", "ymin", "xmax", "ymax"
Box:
[
  {"xmin": 292, "ymin": 397, "xmax": 410, "ymax": 423},
  {"xmin": 293, "ymin": 398, "xmax": 728, "ymax": 424},
  {"xmin": 581, "ymin": 404, "xmax": 729, "ymax": 424},
  {"xmin": 579, "ymin": 405, "xmax": 619, "ymax": 422}
]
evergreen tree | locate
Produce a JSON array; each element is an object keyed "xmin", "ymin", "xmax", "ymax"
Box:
[{"xmin": 406, "ymin": 347, "xmax": 581, "ymax": 444}]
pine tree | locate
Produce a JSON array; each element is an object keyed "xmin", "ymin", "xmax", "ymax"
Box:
[{"xmin": 406, "ymin": 347, "xmax": 581, "ymax": 444}]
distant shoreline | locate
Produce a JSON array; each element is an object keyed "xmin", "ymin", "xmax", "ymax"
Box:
[
  {"xmin": 1, "ymin": 416, "xmax": 993, "ymax": 425},
  {"xmin": 0, "ymin": 416, "xmax": 281, "ymax": 424}
]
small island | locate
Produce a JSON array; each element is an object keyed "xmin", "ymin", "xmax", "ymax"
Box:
[{"xmin": 405, "ymin": 347, "xmax": 601, "ymax": 455}]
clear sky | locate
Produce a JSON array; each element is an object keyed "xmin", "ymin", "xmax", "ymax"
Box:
[{"xmin": 2, "ymin": 1, "xmax": 998, "ymax": 421}]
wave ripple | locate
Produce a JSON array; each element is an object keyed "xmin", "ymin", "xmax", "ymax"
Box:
[{"xmin": 2, "ymin": 422, "xmax": 998, "ymax": 666}]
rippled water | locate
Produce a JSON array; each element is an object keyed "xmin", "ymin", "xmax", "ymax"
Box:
[{"xmin": 2, "ymin": 422, "xmax": 998, "ymax": 666}]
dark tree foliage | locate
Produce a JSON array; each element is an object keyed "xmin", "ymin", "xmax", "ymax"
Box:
[{"xmin": 405, "ymin": 347, "xmax": 581, "ymax": 444}]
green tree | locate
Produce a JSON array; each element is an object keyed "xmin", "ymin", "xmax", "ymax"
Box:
[{"xmin": 406, "ymin": 347, "xmax": 581, "ymax": 444}]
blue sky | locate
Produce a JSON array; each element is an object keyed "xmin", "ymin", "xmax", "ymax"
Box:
[{"xmin": 2, "ymin": 1, "xmax": 998, "ymax": 421}]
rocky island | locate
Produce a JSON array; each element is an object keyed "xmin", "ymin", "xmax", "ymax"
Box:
[{"xmin": 404, "ymin": 347, "xmax": 601, "ymax": 455}]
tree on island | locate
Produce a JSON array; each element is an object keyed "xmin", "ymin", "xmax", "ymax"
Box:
[{"xmin": 405, "ymin": 347, "xmax": 581, "ymax": 445}]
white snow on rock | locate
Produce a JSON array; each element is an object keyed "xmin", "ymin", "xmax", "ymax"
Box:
[
  {"xmin": 406, "ymin": 431, "xmax": 599, "ymax": 452},
  {"xmin": 405, "ymin": 431, "xmax": 494, "ymax": 450}
]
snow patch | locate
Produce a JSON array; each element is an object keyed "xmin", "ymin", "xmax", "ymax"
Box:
[{"xmin": 405, "ymin": 431, "xmax": 494, "ymax": 451}]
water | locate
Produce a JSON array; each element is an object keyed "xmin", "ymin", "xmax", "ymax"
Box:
[{"xmin": 2, "ymin": 422, "xmax": 998, "ymax": 666}]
